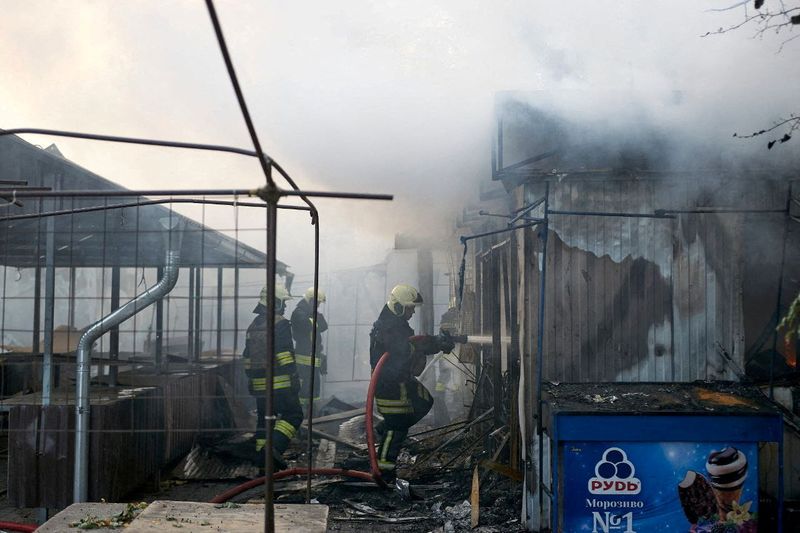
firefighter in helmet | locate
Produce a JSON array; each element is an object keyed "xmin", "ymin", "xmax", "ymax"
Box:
[
  {"xmin": 243, "ymin": 284, "xmax": 303, "ymax": 470},
  {"xmin": 369, "ymin": 284, "xmax": 455, "ymax": 480},
  {"xmin": 291, "ymin": 287, "xmax": 328, "ymax": 415}
]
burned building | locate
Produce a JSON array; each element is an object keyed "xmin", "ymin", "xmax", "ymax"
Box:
[
  {"xmin": 0, "ymin": 95, "xmax": 796, "ymax": 533},
  {"xmin": 451, "ymin": 93, "xmax": 800, "ymax": 531}
]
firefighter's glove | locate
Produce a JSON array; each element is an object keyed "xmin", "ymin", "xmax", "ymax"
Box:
[
  {"xmin": 320, "ymin": 353, "xmax": 328, "ymax": 375},
  {"xmin": 411, "ymin": 335, "xmax": 440, "ymax": 355},
  {"xmin": 436, "ymin": 332, "xmax": 456, "ymax": 354}
]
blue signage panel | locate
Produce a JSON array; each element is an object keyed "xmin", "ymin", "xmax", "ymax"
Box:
[{"xmin": 561, "ymin": 442, "xmax": 758, "ymax": 533}]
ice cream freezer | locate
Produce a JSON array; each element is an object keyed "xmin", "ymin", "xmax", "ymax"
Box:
[{"xmin": 540, "ymin": 382, "xmax": 785, "ymax": 533}]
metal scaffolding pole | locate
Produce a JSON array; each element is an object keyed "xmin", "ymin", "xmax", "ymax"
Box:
[
  {"xmin": 42, "ymin": 216, "xmax": 56, "ymax": 406},
  {"xmin": 194, "ymin": 267, "xmax": 203, "ymax": 361},
  {"xmin": 156, "ymin": 266, "xmax": 164, "ymax": 372},
  {"xmin": 262, "ymin": 181, "xmax": 279, "ymax": 532},
  {"xmin": 305, "ymin": 209, "xmax": 320, "ymax": 502},
  {"xmin": 217, "ymin": 267, "xmax": 224, "ymax": 357},
  {"xmin": 188, "ymin": 268, "xmax": 195, "ymax": 362},
  {"xmin": 109, "ymin": 266, "xmax": 121, "ymax": 387}
]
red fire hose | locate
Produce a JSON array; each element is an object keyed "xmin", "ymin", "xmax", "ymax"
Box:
[
  {"xmin": 210, "ymin": 350, "xmax": 393, "ymax": 503},
  {"xmin": 364, "ymin": 350, "xmax": 392, "ymax": 488},
  {"xmin": 209, "ymin": 467, "xmax": 375, "ymax": 503},
  {"xmin": 0, "ymin": 521, "xmax": 37, "ymax": 532}
]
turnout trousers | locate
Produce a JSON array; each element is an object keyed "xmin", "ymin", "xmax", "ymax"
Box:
[
  {"xmin": 295, "ymin": 354, "xmax": 322, "ymax": 408},
  {"xmin": 246, "ymin": 352, "xmax": 304, "ymax": 456},
  {"xmin": 374, "ymin": 377, "xmax": 433, "ymax": 472}
]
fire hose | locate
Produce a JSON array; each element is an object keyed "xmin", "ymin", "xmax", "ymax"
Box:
[
  {"xmin": 0, "ymin": 521, "xmax": 37, "ymax": 532},
  {"xmin": 210, "ymin": 350, "xmax": 394, "ymax": 503}
]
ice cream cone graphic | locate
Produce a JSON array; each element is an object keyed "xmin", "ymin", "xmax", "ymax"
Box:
[{"xmin": 705, "ymin": 447, "xmax": 748, "ymax": 520}]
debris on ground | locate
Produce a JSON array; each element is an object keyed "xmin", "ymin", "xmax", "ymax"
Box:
[
  {"xmin": 213, "ymin": 502, "xmax": 241, "ymax": 509},
  {"xmin": 584, "ymin": 393, "xmax": 618, "ymax": 404},
  {"xmin": 122, "ymin": 406, "xmax": 527, "ymax": 533},
  {"xmin": 68, "ymin": 501, "xmax": 148, "ymax": 529}
]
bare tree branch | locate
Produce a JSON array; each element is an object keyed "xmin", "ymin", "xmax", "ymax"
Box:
[
  {"xmin": 708, "ymin": 1, "xmax": 799, "ymax": 149},
  {"xmin": 734, "ymin": 116, "xmax": 799, "ymax": 148},
  {"xmin": 706, "ymin": 1, "xmax": 752, "ymax": 12},
  {"xmin": 702, "ymin": 2, "xmax": 800, "ymax": 41}
]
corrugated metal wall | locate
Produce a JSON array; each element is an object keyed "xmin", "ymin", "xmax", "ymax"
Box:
[{"xmin": 514, "ymin": 177, "xmax": 792, "ymax": 383}]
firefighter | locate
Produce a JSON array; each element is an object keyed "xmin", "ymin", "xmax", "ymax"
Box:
[
  {"xmin": 243, "ymin": 284, "xmax": 303, "ymax": 471},
  {"xmin": 291, "ymin": 287, "xmax": 328, "ymax": 415},
  {"xmin": 369, "ymin": 284, "xmax": 455, "ymax": 480}
]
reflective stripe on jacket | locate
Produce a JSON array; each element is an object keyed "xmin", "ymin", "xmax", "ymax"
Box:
[{"xmin": 291, "ymin": 297, "xmax": 328, "ymax": 362}]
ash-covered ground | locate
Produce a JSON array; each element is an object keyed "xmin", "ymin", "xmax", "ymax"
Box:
[{"xmin": 129, "ymin": 410, "xmax": 525, "ymax": 533}]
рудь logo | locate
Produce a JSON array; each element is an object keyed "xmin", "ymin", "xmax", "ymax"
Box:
[{"xmin": 588, "ymin": 447, "xmax": 641, "ymax": 495}]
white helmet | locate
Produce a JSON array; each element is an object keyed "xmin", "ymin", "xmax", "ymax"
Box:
[
  {"xmin": 388, "ymin": 284, "xmax": 423, "ymax": 312},
  {"xmin": 260, "ymin": 284, "xmax": 293, "ymax": 306},
  {"xmin": 304, "ymin": 287, "xmax": 326, "ymax": 303}
]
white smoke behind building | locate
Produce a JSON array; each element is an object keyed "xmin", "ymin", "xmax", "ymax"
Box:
[{"xmin": 1, "ymin": 0, "xmax": 797, "ymax": 275}]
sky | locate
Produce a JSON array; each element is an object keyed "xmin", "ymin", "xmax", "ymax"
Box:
[{"xmin": 1, "ymin": 0, "xmax": 797, "ymax": 277}]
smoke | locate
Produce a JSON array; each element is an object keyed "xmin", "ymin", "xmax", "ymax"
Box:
[{"xmin": 1, "ymin": 0, "xmax": 797, "ymax": 274}]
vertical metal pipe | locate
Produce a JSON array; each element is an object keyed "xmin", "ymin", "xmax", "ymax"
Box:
[
  {"xmin": 233, "ymin": 267, "xmax": 240, "ymax": 355},
  {"xmin": 217, "ymin": 267, "xmax": 223, "ymax": 357},
  {"xmin": 305, "ymin": 210, "xmax": 320, "ymax": 502},
  {"xmin": 109, "ymin": 266, "xmax": 121, "ymax": 387},
  {"xmin": 68, "ymin": 266, "xmax": 76, "ymax": 332},
  {"xmin": 33, "ymin": 265, "xmax": 41, "ymax": 354},
  {"xmin": 32, "ymin": 196, "xmax": 45, "ymax": 523},
  {"xmin": 73, "ymin": 223, "xmax": 183, "ymax": 502},
  {"xmin": 194, "ymin": 267, "xmax": 203, "ymax": 361},
  {"xmin": 536, "ymin": 182, "xmax": 549, "ymax": 525},
  {"xmin": 473, "ymin": 253, "xmax": 483, "ymax": 410},
  {"xmin": 234, "ymin": 198, "xmax": 240, "ymax": 356},
  {"xmin": 156, "ymin": 266, "xmax": 164, "ymax": 371},
  {"xmin": 42, "ymin": 216, "xmax": 56, "ymax": 406},
  {"xmin": 491, "ymin": 251, "xmax": 502, "ymax": 432},
  {"xmin": 263, "ymin": 182, "xmax": 278, "ymax": 533},
  {"xmin": 188, "ymin": 268, "xmax": 195, "ymax": 360}
]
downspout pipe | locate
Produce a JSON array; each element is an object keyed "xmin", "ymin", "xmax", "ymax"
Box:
[{"xmin": 73, "ymin": 218, "xmax": 184, "ymax": 502}]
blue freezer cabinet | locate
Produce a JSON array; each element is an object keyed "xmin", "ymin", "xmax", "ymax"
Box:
[{"xmin": 540, "ymin": 382, "xmax": 784, "ymax": 533}]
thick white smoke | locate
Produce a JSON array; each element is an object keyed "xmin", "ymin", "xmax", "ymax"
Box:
[{"xmin": 1, "ymin": 1, "xmax": 796, "ymax": 274}]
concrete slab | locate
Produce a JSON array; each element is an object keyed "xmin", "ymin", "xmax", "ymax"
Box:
[
  {"xmin": 129, "ymin": 501, "xmax": 328, "ymax": 533},
  {"xmin": 39, "ymin": 501, "xmax": 329, "ymax": 533},
  {"xmin": 37, "ymin": 502, "xmax": 131, "ymax": 532}
]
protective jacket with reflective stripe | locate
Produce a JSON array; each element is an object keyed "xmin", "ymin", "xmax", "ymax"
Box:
[
  {"xmin": 369, "ymin": 305, "xmax": 440, "ymax": 381},
  {"xmin": 291, "ymin": 297, "xmax": 327, "ymax": 362},
  {"xmin": 243, "ymin": 312, "xmax": 295, "ymax": 366}
]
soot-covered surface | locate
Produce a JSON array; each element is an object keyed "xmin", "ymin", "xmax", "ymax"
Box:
[
  {"xmin": 542, "ymin": 381, "xmax": 778, "ymax": 416},
  {"xmin": 125, "ymin": 410, "xmax": 525, "ymax": 533}
]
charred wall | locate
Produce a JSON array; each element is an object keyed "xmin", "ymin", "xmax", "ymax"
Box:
[{"xmin": 482, "ymin": 177, "xmax": 799, "ymax": 385}]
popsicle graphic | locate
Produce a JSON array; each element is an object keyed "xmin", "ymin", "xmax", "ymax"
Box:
[
  {"xmin": 677, "ymin": 470, "xmax": 716, "ymax": 524},
  {"xmin": 705, "ymin": 447, "xmax": 748, "ymax": 520}
]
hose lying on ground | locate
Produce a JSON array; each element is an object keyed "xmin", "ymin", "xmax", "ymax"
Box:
[
  {"xmin": 210, "ymin": 351, "xmax": 393, "ymax": 503},
  {"xmin": 0, "ymin": 520, "xmax": 38, "ymax": 532},
  {"xmin": 209, "ymin": 468, "xmax": 376, "ymax": 504}
]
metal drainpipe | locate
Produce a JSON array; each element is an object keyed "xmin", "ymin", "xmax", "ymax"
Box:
[{"xmin": 73, "ymin": 218, "xmax": 184, "ymax": 502}]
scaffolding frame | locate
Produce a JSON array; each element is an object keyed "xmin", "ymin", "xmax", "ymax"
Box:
[{"xmin": 0, "ymin": 1, "xmax": 393, "ymax": 530}]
